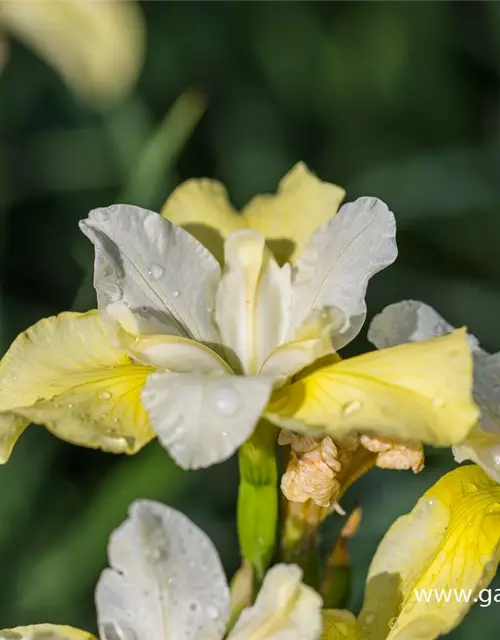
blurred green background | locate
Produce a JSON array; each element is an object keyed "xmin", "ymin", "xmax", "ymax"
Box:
[{"xmin": 1, "ymin": 1, "xmax": 500, "ymax": 636}]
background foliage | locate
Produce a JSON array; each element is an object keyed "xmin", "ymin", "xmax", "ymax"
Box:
[{"xmin": 1, "ymin": 1, "xmax": 500, "ymax": 636}]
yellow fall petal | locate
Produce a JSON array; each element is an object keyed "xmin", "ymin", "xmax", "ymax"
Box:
[
  {"xmin": 0, "ymin": 0, "xmax": 144, "ymax": 107},
  {"xmin": 162, "ymin": 178, "xmax": 245, "ymax": 263},
  {"xmin": 0, "ymin": 311, "xmax": 154, "ymax": 461},
  {"xmin": 267, "ymin": 329, "xmax": 479, "ymax": 446},
  {"xmin": 0, "ymin": 625, "xmax": 97, "ymax": 640},
  {"xmin": 321, "ymin": 610, "xmax": 360, "ymax": 639},
  {"xmin": 359, "ymin": 465, "xmax": 500, "ymax": 640},
  {"xmin": 243, "ymin": 162, "xmax": 345, "ymax": 264}
]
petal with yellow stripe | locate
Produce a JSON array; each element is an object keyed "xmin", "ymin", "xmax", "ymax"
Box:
[
  {"xmin": 0, "ymin": 311, "xmax": 154, "ymax": 460},
  {"xmin": 267, "ymin": 329, "xmax": 479, "ymax": 446},
  {"xmin": 359, "ymin": 465, "xmax": 500, "ymax": 639}
]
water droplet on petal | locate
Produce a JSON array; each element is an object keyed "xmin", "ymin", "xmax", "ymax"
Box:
[
  {"xmin": 388, "ymin": 617, "xmax": 397, "ymax": 629},
  {"xmin": 488, "ymin": 502, "xmax": 500, "ymax": 514},
  {"xmin": 100, "ymin": 391, "xmax": 112, "ymax": 400},
  {"xmin": 67, "ymin": 403, "xmax": 74, "ymax": 409},
  {"xmin": 172, "ymin": 289, "xmax": 180, "ymax": 298},
  {"xmin": 212, "ymin": 385, "xmax": 240, "ymax": 416},
  {"xmin": 364, "ymin": 612, "xmax": 376, "ymax": 624},
  {"xmin": 107, "ymin": 284, "xmax": 122, "ymax": 303},
  {"xmin": 148, "ymin": 263, "xmax": 164, "ymax": 280},
  {"xmin": 467, "ymin": 482, "xmax": 478, "ymax": 493},
  {"xmin": 206, "ymin": 606, "xmax": 219, "ymax": 620},
  {"xmin": 342, "ymin": 400, "xmax": 361, "ymax": 416}
]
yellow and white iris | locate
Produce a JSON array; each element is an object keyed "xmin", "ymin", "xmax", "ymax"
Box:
[
  {"xmin": 368, "ymin": 299, "xmax": 500, "ymax": 482},
  {"xmin": 0, "ymin": 165, "xmax": 479, "ymax": 469},
  {"xmin": 2, "ymin": 500, "xmax": 322, "ymax": 640},
  {"xmin": 321, "ymin": 464, "xmax": 500, "ymax": 640}
]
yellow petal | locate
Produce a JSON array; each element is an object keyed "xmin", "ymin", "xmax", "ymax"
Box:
[
  {"xmin": 321, "ymin": 610, "xmax": 360, "ymax": 639},
  {"xmin": 0, "ymin": 0, "xmax": 144, "ymax": 107},
  {"xmin": 243, "ymin": 162, "xmax": 345, "ymax": 264},
  {"xmin": 0, "ymin": 311, "xmax": 154, "ymax": 461},
  {"xmin": 267, "ymin": 329, "xmax": 479, "ymax": 446},
  {"xmin": 0, "ymin": 625, "xmax": 96, "ymax": 640},
  {"xmin": 359, "ymin": 465, "xmax": 500, "ymax": 640},
  {"xmin": 216, "ymin": 230, "xmax": 293, "ymax": 374},
  {"xmin": 162, "ymin": 178, "xmax": 245, "ymax": 263}
]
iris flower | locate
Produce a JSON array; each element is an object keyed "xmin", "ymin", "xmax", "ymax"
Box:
[
  {"xmin": 368, "ymin": 299, "xmax": 500, "ymax": 483},
  {"xmin": 321, "ymin": 464, "xmax": 500, "ymax": 639},
  {"xmin": 0, "ymin": 164, "xmax": 479, "ymax": 469},
  {"xmin": 1, "ymin": 500, "xmax": 322, "ymax": 640}
]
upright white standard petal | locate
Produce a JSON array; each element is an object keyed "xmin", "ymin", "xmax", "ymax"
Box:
[
  {"xmin": 80, "ymin": 205, "xmax": 221, "ymax": 343},
  {"xmin": 142, "ymin": 373, "xmax": 274, "ymax": 469},
  {"xmin": 292, "ymin": 197, "xmax": 397, "ymax": 350},
  {"xmin": 95, "ymin": 500, "xmax": 230, "ymax": 640},
  {"xmin": 227, "ymin": 564, "xmax": 322, "ymax": 640},
  {"xmin": 215, "ymin": 230, "xmax": 293, "ymax": 374},
  {"xmin": 368, "ymin": 300, "xmax": 500, "ymax": 480}
]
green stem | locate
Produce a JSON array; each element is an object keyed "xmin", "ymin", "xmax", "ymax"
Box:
[{"xmin": 237, "ymin": 420, "xmax": 278, "ymax": 584}]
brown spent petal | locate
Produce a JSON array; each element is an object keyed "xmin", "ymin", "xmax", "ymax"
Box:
[{"xmin": 359, "ymin": 433, "xmax": 424, "ymax": 472}]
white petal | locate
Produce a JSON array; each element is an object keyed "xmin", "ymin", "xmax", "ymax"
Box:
[
  {"xmin": 116, "ymin": 324, "xmax": 231, "ymax": 374},
  {"xmin": 260, "ymin": 309, "xmax": 336, "ymax": 383},
  {"xmin": 367, "ymin": 299, "xmax": 457, "ymax": 348},
  {"xmin": 95, "ymin": 500, "xmax": 230, "ymax": 640},
  {"xmin": 215, "ymin": 230, "xmax": 293, "ymax": 374},
  {"xmin": 142, "ymin": 373, "xmax": 273, "ymax": 469},
  {"xmin": 80, "ymin": 204, "xmax": 221, "ymax": 343},
  {"xmin": 227, "ymin": 564, "xmax": 322, "ymax": 640},
  {"xmin": 292, "ymin": 197, "xmax": 397, "ymax": 350}
]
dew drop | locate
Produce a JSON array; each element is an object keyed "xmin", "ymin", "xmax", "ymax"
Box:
[
  {"xmin": 212, "ymin": 385, "xmax": 240, "ymax": 416},
  {"xmin": 107, "ymin": 284, "xmax": 122, "ymax": 303},
  {"xmin": 100, "ymin": 391, "xmax": 112, "ymax": 400},
  {"xmin": 206, "ymin": 605, "xmax": 219, "ymax": 620},
  {"xmin": 467, "ymin": 482, "xmax": 478, "ymax": 493},
  {"xmin": 172, "ymin": 289, "xmax": 180, "ymax": 298},
  {"xmin": 488, "ymin": 502, "xmax": 500, "ymax": 514},
  {"xmin": 67, "ymin": 403, "xmax": 74, "ymax": 409},
  {"xmin": 148, "ymin": 263, "xmax": 164, "ymax": 280},
  {"xmin": 221, "ymin": 431, "xmax": 228, "ymax": 437},
  {"xmin": 189, "ymin": 601, "xmax": 199, "ymax": 613},
  {"xmin": 342, "ymin": 400, "xmax": 361, "ymax": 416},
  {"xmin": 364, "ymin": 612, "xmax": 376, "ymax": 624},
  {"xmin": 388, "ymin": 617, "xmax": 398, "ymax": 629}
]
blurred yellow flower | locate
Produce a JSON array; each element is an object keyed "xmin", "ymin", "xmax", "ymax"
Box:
[
  {"xmin": 0, "ymin": 0, "xmax": 145, "ymax": 107},
  {"xmin": 321, "ymin": 465, "xmax": 500, "ymax": 639}
]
